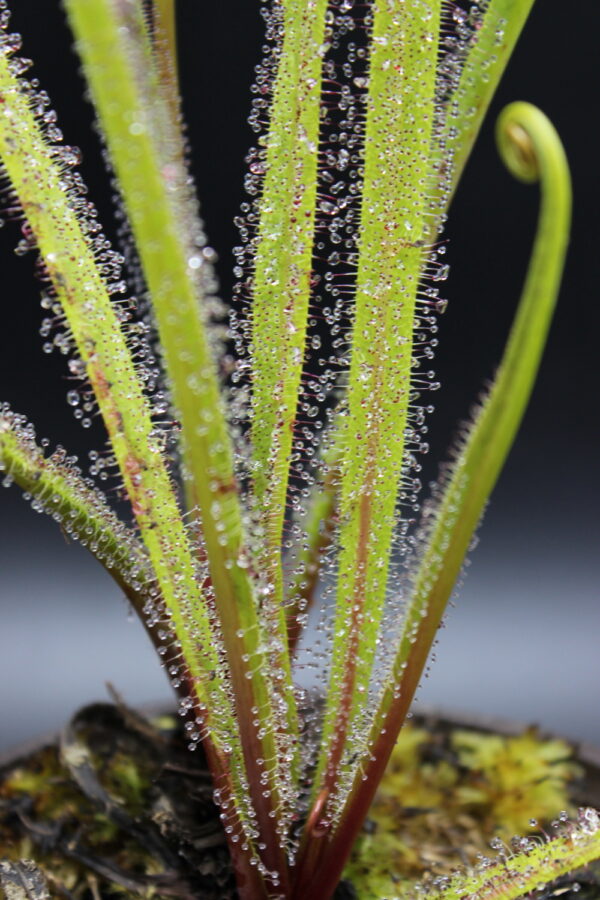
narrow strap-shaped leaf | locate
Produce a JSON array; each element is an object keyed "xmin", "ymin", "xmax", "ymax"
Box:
[
  {"xmin": 103, "ymin": 1, "xmax": 192, "ymax": 250},
  {"xmin": 0, "ymin": 411, "xmax": 263, "ymax": 862},
  {"xmin": 149, "ymin": 0, "xmax": 181, "ymax": 136},
  {"xmin": 0, "ymin": 48, "xmax": 224, "ymax": 726},
  {"xmin": 0, "ymin": 409, "xmax": 152, "ymax": 610},
  {"xmin": 63, "ymin": 3, "xmax": 296, "ymax": 884},
  {"xmin": 128, "ymin": 0, "xmax": 183, "ymax": 171},
  {"xmin": 432, "ymin": 809, "xmax": 600, "ymax": 900},
  {"xmin": 304, "ymin": 103, "xmax": 571, "ymax": 899},
  {"xmin": 250, "ymin": 0, "xmax": 328, "ymax": 596},
  {"xmin": 443, "ymin": 0, "xmax": 536, "ymax": 204},
  {"xmin": 284, "ymin": 0, "xmax": 537, "ymax": 688},
  {"xmin": 0, "ymin": 45, "xmax": 259, "ymax": 877},
  {"xmin": 151, "ymin": 0, "xmax": 178, "ymax": 79},
  {"xmin": 309, "ymin": 0, "xmax": 442, "ymax": 820}
]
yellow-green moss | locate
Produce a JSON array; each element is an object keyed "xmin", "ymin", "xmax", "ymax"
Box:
[{"xmin": 344, "ymin": 721, "xmax": 580, "ymax": 898}]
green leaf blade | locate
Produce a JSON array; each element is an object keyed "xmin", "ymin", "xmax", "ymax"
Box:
[
  {"xmin": 62, "ymin": 3, "xmax": 298, "ymax": 883},
  {"xmin": 0, "ymin": 42, "xmax": 261, "ymax": 883},
  {"xmin": 151, "ymin": 0, "xmax": 178, "ymax": 81},
  {"xmin": 430, "ymin": 809, "xmax": 600, "ymax": 900},
  {"xmin": 311, "ymin": 0, "xmax": 443, "ymax": 817},
  {"xmin": 0, "ymin": 408, "xmax": 152, "ymax": 607},
  {"xmin": 310, "ymin": 103, "xmax": 572, "ymax": 897},
  {"xmin": 0, "ymin": 50, "xmax": 208, "ymax": 692},
  {"xmin": 250, "ymin": 0, "xmax": 328, "ymax": 585},
  {"xmin": 443, "ymin": 0, "xmax": 536, "ymax": 204}
]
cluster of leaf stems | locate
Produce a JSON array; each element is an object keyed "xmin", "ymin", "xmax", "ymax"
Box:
[{"xmin": 0, "ymin": 0, "xmax": 584, "ymax": 898}]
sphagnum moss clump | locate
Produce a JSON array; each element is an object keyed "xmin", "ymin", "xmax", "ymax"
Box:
[{"xmin": 0, "ymin": 1, "xmax": 596, "ymax": 899}]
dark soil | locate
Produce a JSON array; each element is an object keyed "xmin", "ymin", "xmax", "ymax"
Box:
[
  {"xmin": 0, "ymin": 701, "xmax": 356, "ymax": 900},
  {"xmin": 0, "ymin": 702, "xmax": 236, "ymax": 899},
  {"xmin": 1, "ymin": 703, "xmax": 598, "ymax": 899}
]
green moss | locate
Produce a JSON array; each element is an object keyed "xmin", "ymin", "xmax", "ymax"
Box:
[
  {"xmin": 344, "ymin": 721, "xmax": 580, "ymax": 898},
  {"xmin": 451, "ymin": 728, "xmax": 578, "ymax": 835}
]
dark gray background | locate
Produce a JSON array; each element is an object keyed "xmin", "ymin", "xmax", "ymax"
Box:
[{"xmin": 0, "ymin": 1, "xmax": 598, "ymax": 754}]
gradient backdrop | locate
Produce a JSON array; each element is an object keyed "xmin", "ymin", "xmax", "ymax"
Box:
[{"xmin": 1, "ymin": 1, "xmax": 598, "ymax": 755}]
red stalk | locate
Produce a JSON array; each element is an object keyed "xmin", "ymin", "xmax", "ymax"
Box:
[
  {"xmin": 291, "ymin": 492, "xmax": 372, "ymax": 897},
  {"xmin": 296, "ymin": 569, "xmax": 454, "ymax": 900},
  {"xmin": 178, "ymin": 669, "xmax": 277, "ymax": 899},
  {"xmin": 321, "ymin": 491, "xmax": 372, "ymax": 793},
  {"xmin": 201, "ymin": 736, "xmax": 272, "ymax": 900}
]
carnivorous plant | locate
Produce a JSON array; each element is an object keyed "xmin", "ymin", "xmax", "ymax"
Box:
[{"xmin": 0, "ymin": 1, "xmax": 598, "ymax": 898}]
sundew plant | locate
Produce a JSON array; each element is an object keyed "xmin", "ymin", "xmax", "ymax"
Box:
[{"xmin": 0, "ymin": 0, "xmax": 593, "ymax": 898}]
